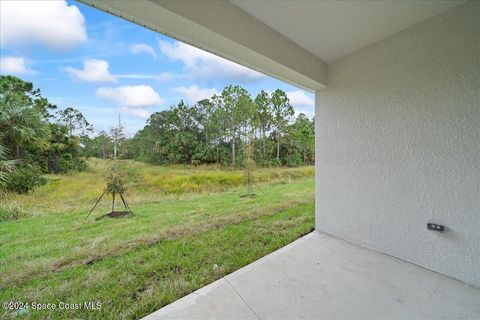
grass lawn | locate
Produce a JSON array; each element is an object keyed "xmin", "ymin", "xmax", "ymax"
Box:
[{"xmin": 0, "ymin": 159, "xmax": 314, "ymax": 319}]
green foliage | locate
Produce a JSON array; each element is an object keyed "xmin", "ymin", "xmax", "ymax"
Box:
[
  {"xmin": 57, "ymin": 106, "xmax": 93, "ymax": 136},
  {"xmin": 5, "ymin": 164, "xmax": 47, "ymax": 194},
  {"xmin": 0, "ymin": 75, "xmax": 57, "ymax": 118},
  {"xmin": 58, "ymin": 153, "xmax": 87, "ymax": 173},
  {"xmin": 269, "ymin": 158, "xmax": 283, "ymax": 167},
  {"xmin": 0, "ymin": 76, "xmax": 88, "ymax": 193},
  {"xmin": 271, "ymin": 89, "xmax": 294, "ymax": 162},
  {"xmin": 0, "ymin": 90, "xmax": 50, "ymax": 157},
  {"xmin": 1, "ymin": 75, "xmax": 313, "ymax": 193},
  {"xmin": 83, "ymin": 131, "xmax": 113, "ymax": 159},
  {"xmin": 0, "ymin": 142, "xmax": 16, "ymax": 189},
  {"xmin": 105, "ymin": 168, "xmax": 128, "ymax": 195},
  {"xmin": 113, "ymin": 86, "xmax": 314, "ymax": 168}
]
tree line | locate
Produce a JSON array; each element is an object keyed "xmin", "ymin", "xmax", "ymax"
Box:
[
  {"xmin": 1, "ymin": 76, "xmax": 314, "ymax": 194},
  {"xmin": 88, "ymin": 85, "xmax": 315, "ymax": 167}
]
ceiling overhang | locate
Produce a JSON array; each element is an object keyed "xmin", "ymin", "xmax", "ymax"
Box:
[
  {"xmin": 231, "ymin": 0, "xmax": 465, "ymax": 63},
  {"xmin": 78, "ymin": 0, "xmax": 464, "ymax": 92},
  {"xmin": 79, "ymin": 0, "xmax": 328, "ymax": 91}
]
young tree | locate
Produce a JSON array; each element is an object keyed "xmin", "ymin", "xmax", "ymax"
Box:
[{"xmin": 109, "ymin": 115, "xmax": 126, "ymax": 158}]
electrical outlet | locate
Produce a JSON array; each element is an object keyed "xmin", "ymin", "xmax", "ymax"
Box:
[{"xmin": 427, "ymin": 223, "xmax": 445, "ymax": 232}]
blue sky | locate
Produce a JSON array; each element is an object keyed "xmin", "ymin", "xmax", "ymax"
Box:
[{"xmin": 0, "ymin": 0, "xmax": 314, "ymax": 136}]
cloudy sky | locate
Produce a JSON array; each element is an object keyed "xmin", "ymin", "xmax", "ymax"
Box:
[{"xmin": 0, "ymin": 0, "xmax": 314, "ymax": 136}]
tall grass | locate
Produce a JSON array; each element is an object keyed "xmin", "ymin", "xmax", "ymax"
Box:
[
  {"xmin": 0, "ymin": 202, "xmax": 24, "ymax": 222},
  {"xmin": 1, "ymin": 158, "xmax": 314, "ymax": 218}
]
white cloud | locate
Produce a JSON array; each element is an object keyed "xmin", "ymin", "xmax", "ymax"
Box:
[
  {"xmin": 64, "ymin": 59, "xmax": 117, "ymax": 83},
  {"xmin": 159, "ymin": 40, "xmax": 264, "ymax": 82},
  {"xmin": 120, "ymin": 107, "xmax": 151, "ymax": 120},
  {"xmin": 115, "ymin": 72, "xmax": 174, "ymax": 82},
  {"xmin": 131, "ymin": 43, "xmax": 157, "ymax": 58},
  {"xmin": 294, "ymin": 109, "xmax": 314, "ymax": 119},
  {"xmin": 286, "ymin": 90, "xmax": 314, "ymax": 107},
  {"xmin": 96, "ymin": 85, "xmax": 164, "ymax": 119},
  {"xmin": 172, "ymin": 85, "xmax": 218, "ymax": 103},
  {"xmin": 0, "ymin": 0, "xmax": 87, "ymax": 51},
  {"xmin": 96, "ymin": 85, "xmax": 164, "ymax": 108},
  {"xmin": 0, "ymin": 57, "xmax": 31, "ymax": 75}
]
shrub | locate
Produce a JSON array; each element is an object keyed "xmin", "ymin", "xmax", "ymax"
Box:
[
  {"xmin": 6, "ymin": 164, "xmax": 47, "ymax": 194},
  {"xmin": 74, "ymin": 157, "xmax": 87, "ymax": 172},
  {"xmin": 58, "ymin": 153, "xmax": 75, "ymax": 173},
  {"xmin": 286, "ymin": 154, "xmax": 303, "ymax": 167},
  {"xmin": 58, "ymin": 153, "xmax": 87, "ymax": 173},
  {"xmin": 0, "ymin": 202, "xmax": 24, "ymax": 222},
  {"xmin": 269, "ymin": 158, "xmax": 282, "ymax": 167}
]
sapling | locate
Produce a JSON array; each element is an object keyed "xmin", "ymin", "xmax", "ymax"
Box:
[
  {"xmin": 105, "ymin": 167, "xmax": 128, "ymax": 213},
  {"xmin": 86, "ymin": 114, "xmax": 132, "ymax": 219}
]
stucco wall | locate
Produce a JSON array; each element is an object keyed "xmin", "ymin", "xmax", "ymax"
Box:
[{"xmin": 315, "ymin": 1, "xmax": 479, "ymax": 287}]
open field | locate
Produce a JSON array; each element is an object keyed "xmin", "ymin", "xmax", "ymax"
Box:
[
  {"xmin": 0, "ymin": 159, "xmax": 314, "ymax": 319},
  {"xmin": 1, "ymin": 158, "xmax": 314, "ymax": 218}
]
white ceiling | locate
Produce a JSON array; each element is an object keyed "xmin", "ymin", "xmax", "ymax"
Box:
[{"xmin": 230, "ymin": 0, "xmax": 464, "ymax": 63}]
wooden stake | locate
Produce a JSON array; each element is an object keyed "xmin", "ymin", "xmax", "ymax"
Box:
[
  {"xmin": 112, "ymin": 192, "xmax": 116, "ymax": 212},
  {"xmin": 86, "ymin": 189, "xmax": 107, "ymax": 219}
]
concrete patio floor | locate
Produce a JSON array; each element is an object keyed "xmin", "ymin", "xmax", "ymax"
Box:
[{"xmin": 142, "ymin": 231, "xmax": 480, "ymax": 320}]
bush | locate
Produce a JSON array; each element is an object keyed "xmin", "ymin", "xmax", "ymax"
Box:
[
  {"xmin": 58, "ymin": 153, "xmax": 87, "ymax": 173},
  {"xmin": 6, "ymin": 164, "xmax": 47, "ymax": 194},
  {"xmin": 75, "ymin": 157, "xmax": 87, "ymax": 171},
  {"xmin": 0, "ymin": 202, "xmax": 24, "ymax": 222},
  {"xmin": 269, "ymin": 158, "xmax": 282, "ymax": 167},
  {"xmin": 286, "ymin": 154, "xmax": 303, "ymax": 167},
  {"xmin": 58, "ymin": 153, "xmax": 74, "ymax": 173}
]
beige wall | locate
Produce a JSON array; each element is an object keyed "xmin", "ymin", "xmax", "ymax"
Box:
[{"xmin": 315, "ymin": 1, "xmax": 480, "ymax": 287}]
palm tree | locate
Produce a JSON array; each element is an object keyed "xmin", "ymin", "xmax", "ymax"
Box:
[
  {"xmin": 0, "ymin": 91, "xmax": 50, "ymax": 160},
  {"xmin": 0, "ymin": 142, "xmax": 16, "ymax": 189}
]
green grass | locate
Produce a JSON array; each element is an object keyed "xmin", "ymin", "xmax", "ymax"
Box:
[
  {"xmin": 1, "ymin": 158, "xmax": 314, "ymax": 217},
  {"xmin": 0, "ymin": 159, "xmax": 314, "ymax": 319}
]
